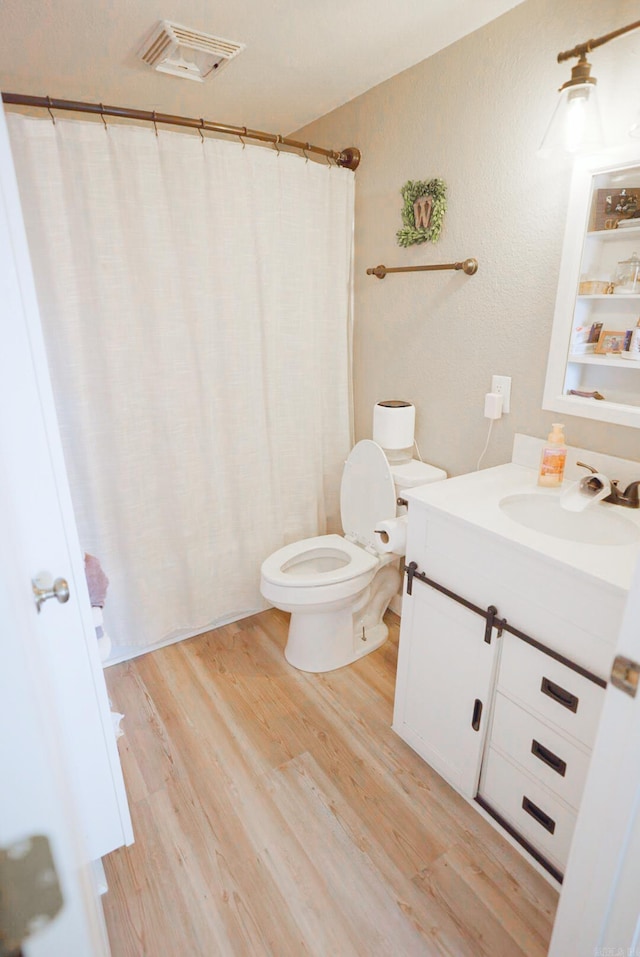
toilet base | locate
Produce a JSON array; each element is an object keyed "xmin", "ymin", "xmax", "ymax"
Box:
[
  {"xmin": 284, "ymin": 609, "xmax": 389, "ymax": 673},
  {"xmin": 283, "ymin": 563, "xmax": 400, "ymax": 674}
]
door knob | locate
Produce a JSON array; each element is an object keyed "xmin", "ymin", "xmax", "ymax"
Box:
[{"xmin": 32, "ymin": 573, "xmax": 70, "ymax": 613}]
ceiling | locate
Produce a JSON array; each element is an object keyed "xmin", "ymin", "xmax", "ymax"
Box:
[{"xmin": 0, "ymin": 0, "xmax": 526, "ymax": 136}]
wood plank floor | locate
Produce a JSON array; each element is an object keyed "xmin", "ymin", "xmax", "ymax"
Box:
[{"xmin": 102, "ymin": 609, "xmax": 558, "ymax": 956}]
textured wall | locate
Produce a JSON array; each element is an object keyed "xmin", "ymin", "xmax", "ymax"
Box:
[{"xmin": 296, "ymin": 0, "xmax": 640, "ymax": 476}]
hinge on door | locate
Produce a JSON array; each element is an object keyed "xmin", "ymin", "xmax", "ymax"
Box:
[
  {"xmin": 0, "ymin": 835, "xmax": 63, "ymax": 957},
  {"xmin": 610, "ymin": 655, "xmax": 640, "ymax": 698}
]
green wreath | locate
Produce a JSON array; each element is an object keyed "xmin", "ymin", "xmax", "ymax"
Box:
[{"xmin": 396, "ymin": 178, "xmax": 447, "ymax": 247}]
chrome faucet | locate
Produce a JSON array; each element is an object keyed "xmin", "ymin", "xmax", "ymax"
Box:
[{"xmin": 577, "ymin": 461, "xmax": 640, "ymax": 508}]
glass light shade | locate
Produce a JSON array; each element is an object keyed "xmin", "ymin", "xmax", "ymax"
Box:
[{"xmin": 539, "ymin": 83, "xmax": 604, "ymax": 156}]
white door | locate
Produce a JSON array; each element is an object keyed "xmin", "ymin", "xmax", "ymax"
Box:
[
  {"xmin": 0, "ymin": 100, "xmax": 132, "ymax": 861},
  {"xmin": 0, "ymin": 517, "xmax": 110, "ymax": 956},
  {"xmin": 549, "ymin": 553, "xmax": 640, "ymax": 955}
]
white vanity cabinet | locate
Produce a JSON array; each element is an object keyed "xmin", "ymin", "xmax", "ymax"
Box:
[{"xmin": 392, "ymin": 473, "xmax": 626, "ymax": 883}]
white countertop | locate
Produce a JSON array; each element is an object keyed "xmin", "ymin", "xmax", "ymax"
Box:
[{"xmin": 406, "ymin": 463, "xmax": 640, "ymax": 592}]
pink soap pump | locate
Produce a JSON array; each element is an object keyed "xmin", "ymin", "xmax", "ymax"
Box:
[{"xmin": 537, "ymin": 423, "xmax": 567, "ymax": 488}]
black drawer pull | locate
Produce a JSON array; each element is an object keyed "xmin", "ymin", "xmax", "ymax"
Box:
[
  {"xmin": 541, "ymin": 676, "xmax": 579, "ymax": 713},
  {"xmin": 522, "ymin": 796, "xmax": 556, "ymax": 835},
  {"xmin": 531, "ymin": 739, "xmax": 567, "ymax": 777},
  {"xmin": 471, "ymin": 698, "xmax": 483, "ymax": 731}
]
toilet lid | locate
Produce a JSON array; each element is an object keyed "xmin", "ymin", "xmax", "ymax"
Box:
[{"xmin": 340, "ymin": 440, "xmax": 397, "ymax": 551}]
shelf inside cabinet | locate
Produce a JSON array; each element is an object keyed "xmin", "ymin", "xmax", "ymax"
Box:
[
  {"xmin": 545, "ymin": 393, "xmax": 640, "ymax": 427},
  {"xmin": 568, "ymin": 354, "xmax": 640, "ymax": 368},
  {"xmin": 587, "ymin": 225, "xmax": 640, "ymax": 240},
  {"xmin": 577, "ymin": 294, "xmax": 640, "ymax": 301}
]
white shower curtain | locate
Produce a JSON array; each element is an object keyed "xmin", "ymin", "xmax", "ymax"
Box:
[{"xmin": 8, "ymin": 114, "xmax": 354, "ymax": 654}]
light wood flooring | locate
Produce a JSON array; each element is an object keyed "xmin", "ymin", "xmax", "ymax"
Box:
[{"xmin": 102, "ymin": 609, "xmax": 558, "ymax": 956}]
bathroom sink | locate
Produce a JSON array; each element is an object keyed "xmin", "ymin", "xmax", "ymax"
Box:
[{"xmin": 499, "ymin": 493, "xmax": 640, "ymax": 546}]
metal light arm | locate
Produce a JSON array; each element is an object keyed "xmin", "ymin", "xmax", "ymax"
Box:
[{"xmin": 557, "ymin": 19, "xmax": 640, "ymax": 64}]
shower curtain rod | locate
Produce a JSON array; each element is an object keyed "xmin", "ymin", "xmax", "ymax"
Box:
[{"xmin": 1, "ymin": 92, "xmax": 362, "ymax": 170}]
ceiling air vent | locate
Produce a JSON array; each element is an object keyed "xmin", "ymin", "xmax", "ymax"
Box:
[{"xmin": 138, "ymin": 20, "xmax": 245, "ymax": 82}]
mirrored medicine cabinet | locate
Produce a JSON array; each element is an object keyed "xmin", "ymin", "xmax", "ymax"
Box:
[{"xmin": 543, "ymin": 143, "xmax": 640, "ymax": 429}]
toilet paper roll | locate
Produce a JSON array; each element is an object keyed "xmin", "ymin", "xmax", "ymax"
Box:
[
  {"xmin": 374, "ymin": 515, "xmax": 408, "ymax": 555},
  {"xmin": 373, "ymin": 401, "xmax": 415, "ymax": 450}
]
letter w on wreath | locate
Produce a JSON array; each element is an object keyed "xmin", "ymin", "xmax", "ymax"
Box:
[{"xmin": 413, "ymin": 195, "xmax": 433, "ymax": 230}]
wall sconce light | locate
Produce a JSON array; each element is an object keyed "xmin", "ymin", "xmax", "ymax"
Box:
[{"xmin": 539, "ymin": 19, "xmax": 640, "ymax": 156}]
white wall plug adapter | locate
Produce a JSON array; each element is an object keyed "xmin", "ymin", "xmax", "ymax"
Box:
[{"xmin": 484, "ymin": 392, "xmax": 503, "ymax": 420}]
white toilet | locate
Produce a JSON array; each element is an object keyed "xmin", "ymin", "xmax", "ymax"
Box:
[{"xmin": 260, "ymin": 439, "xmax": 445, "ymax": 673}]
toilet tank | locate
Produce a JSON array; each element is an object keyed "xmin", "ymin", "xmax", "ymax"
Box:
[{"xmin": 390, "ymin": 459, "xmax": 447, "ymax": 501}]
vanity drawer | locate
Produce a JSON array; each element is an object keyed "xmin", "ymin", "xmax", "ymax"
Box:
[
  {"xmin": 490, "ymin": 692, "xmax": 591, "ymax": 810},
  {"xmin": 480, "ymin": 747, "xmax": 577, "ymax": 872},
  {"xmin": 498, "ymin": 634, "xmax": 605, "ymax": 749}
]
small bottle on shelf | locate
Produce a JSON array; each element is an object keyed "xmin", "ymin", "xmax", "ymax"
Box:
[{"xmin": 538, "ymin": 423, "xmax": 567, "ymax": 488}]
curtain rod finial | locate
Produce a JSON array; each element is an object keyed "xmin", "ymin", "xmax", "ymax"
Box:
[{"xmin": 338, "ymin": 147, "xmax": 361, "ymax": 170}]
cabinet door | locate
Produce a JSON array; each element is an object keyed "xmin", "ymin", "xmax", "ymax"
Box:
[{"xmin": 393, "ymin": 582, "xmax": 499, "ymax": 798}]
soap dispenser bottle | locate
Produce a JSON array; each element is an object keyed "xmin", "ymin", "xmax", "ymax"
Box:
[{"xmin": 538, "ymin": 423, "xmax": 567, "ymax": 487}]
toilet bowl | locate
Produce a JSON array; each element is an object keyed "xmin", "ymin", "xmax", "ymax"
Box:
[{"xmin": 260, "ymin": 439, "xmax": 445, "ymax": 673}]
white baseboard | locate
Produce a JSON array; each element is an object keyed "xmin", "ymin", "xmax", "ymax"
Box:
[
  {"xmin": 91, "ymin": 858, "xmax": 108, "ymax": 896},
  {"xmin": 102, "ymin": 606, "xmax": 266, "ymax": 667}
]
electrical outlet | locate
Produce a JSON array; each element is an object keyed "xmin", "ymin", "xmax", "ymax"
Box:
[{"xmin": 491, "ymin": 375, "xmax": 511, "ymax": 413}]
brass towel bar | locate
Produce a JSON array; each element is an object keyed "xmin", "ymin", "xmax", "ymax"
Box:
[{"xmin": 367, "ymin": 258, "xmax": 478, "ymax": 279}]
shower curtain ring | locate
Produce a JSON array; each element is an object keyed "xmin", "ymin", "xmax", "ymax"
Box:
[
  {"xmin": 199, "ymin": 119, "xmax": 205, "ymax": 144},
  {"xmin": 272, "ymin": 134, "xmax": 281, "ymax": 156},
  {"xmin": 152, "ymin": 111, "xmax": 159, "ymax": 137},
  {"xmin": 99, "ymin": 104, "xmax": 108, "ymax": 131},
  {"xmin": 46, "ymin": 96, "xmax": 56, "ymax": 125},
  {"xmin": 238, "ymin": 127, "xmax": 247, "ymax": 149},
  {"xmin": 301, "ymin": 143, "xmax": 310, "ymax": 163}
]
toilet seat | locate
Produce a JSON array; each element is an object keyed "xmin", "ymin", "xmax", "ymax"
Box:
[{"xmin": 260, "ymin": 533, "xmax": 379, "ymax": 589}]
